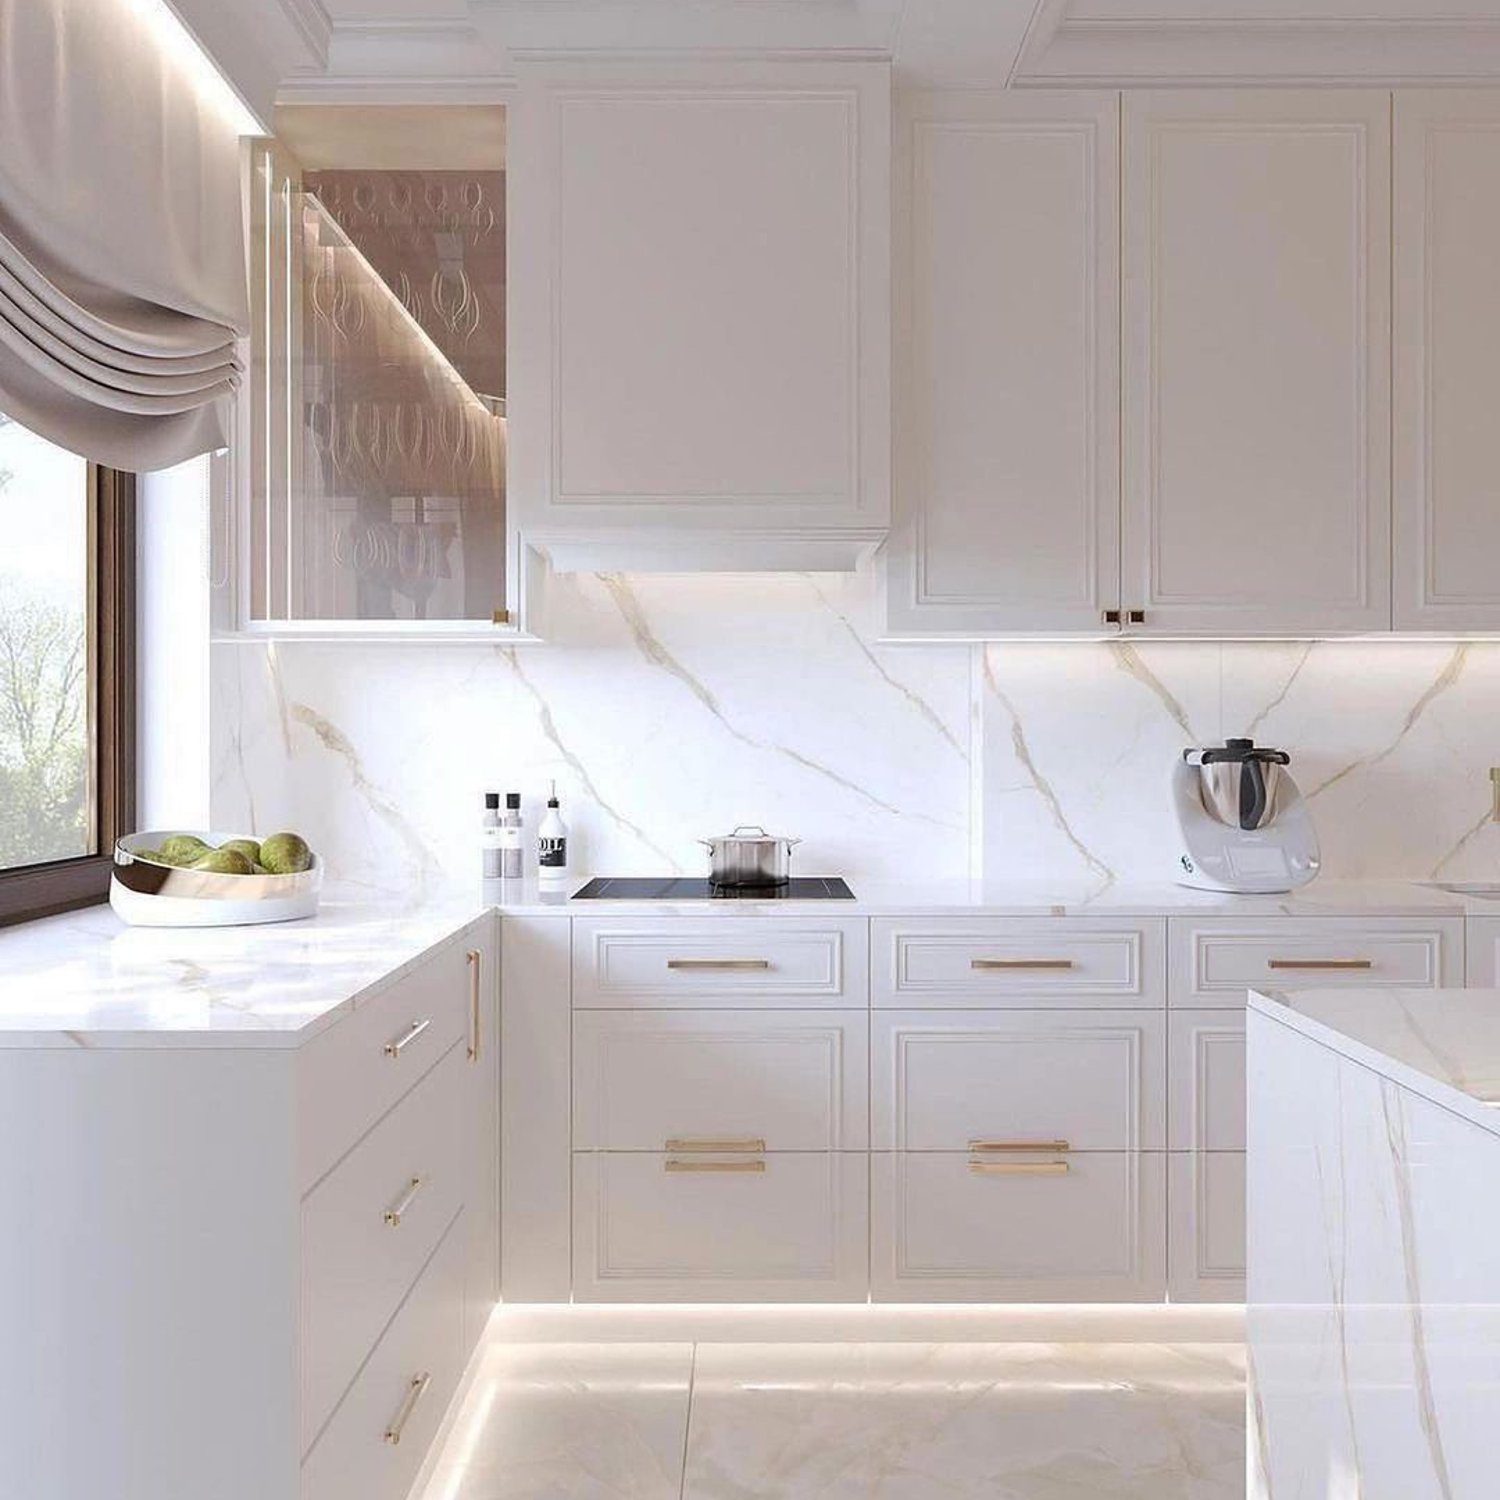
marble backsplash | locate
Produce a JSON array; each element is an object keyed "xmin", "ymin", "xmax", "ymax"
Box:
[{"xmin": 209, "ymin": 569, "xmax": 1500, "ymax": 895}]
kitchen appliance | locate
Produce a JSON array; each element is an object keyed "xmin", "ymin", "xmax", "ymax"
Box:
[
  {"xmin": 1172, "ymin": 738, "xmax": 1320, "ymax": 894},
  {"xmin": 572, "ymin": 876, "xmax": 854, "ymax": 900},
  {"xmin": 697, "ymin": 825, "xmax": 801, "ymax": 887}
]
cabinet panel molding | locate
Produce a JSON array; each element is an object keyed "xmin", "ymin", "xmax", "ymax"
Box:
[
  {"xmin": 888, "ymin": 90, "xmax": 1120, "ymax": 637},
  {"xmin": 1395, "ymin": 92, "xmax": 1500, "ymax": 630},
  {"xmin": 1122, "ymin": 90, "xmax": 1392, "ymax": 635}
]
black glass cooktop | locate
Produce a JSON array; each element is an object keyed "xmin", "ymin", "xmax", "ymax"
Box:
[{"xmin": 573, "ymin": 877, "xmax": 855, "ymax": 900}]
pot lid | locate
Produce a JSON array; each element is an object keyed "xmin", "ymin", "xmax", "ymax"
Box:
[
  {"xmin": 705, "ymin": 824, "xmax": 799, "ymax": 844},
  {"xmin": 1184, "ymin": 738, "xmax": 1290, "ymax": 767}
]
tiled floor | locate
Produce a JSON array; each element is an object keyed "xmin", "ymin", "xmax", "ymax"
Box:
[{"xmin": 416, "ymin": 1334, "xmax": 1245, "ymax": 1500}]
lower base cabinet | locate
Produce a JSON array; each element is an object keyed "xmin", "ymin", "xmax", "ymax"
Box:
[
  {"xmin": 870, "ymin": 1152, "xmax": 1167, "ymax": 1302},
  {"xmin": 1168, "ymin": 1152, "xmax": 1246, "ymax": 1302},
  {"xmin": 301, "ymin": 1214, "xmax": 469, "ymax": 1500},
  {"xmin": 572, "ymin": 1151, "xmax": 869, "ymax": 1301}
]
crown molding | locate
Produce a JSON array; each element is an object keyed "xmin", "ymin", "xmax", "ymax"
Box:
[
  {"xmin": 276, "ymin": 0, "xmax": 333, "ymax": 64},
  {"xmin": 1013, "ymin": 9, "xmax": 1500, "ymax": 85}
]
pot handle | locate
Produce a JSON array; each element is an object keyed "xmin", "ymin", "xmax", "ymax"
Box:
[{"xmin": 730, "ymin": 824, "xmax": 769, "ymax": 836}]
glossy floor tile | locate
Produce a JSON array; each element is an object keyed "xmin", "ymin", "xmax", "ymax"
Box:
[
  {"xmin": 417, "ymin": 1339, "xmax": 1244, "ymax": 1500},
  {"xmin": 416, "ymin": 1343, "xmax": 694, "ymax": 1500}
]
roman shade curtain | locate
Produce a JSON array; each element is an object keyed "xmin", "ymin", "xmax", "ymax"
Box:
[{"xmin": 0, "ymin": 0, "xmax": 250, "ymax": 470}]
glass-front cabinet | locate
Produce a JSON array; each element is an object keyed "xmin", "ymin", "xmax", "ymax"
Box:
[{"xmin": 242, "ymin": 106, "xmax": 518, "ymax": 633}]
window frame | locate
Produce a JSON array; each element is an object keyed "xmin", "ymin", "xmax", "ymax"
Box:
[{"xmin": 0, "ymin": 465, "xmax": 136, "ymax": 927}]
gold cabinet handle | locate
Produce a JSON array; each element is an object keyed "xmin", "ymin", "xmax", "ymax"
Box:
[
  {"xmin": 466, "ymin": 948, "xmax": 482, "ymax": 1061},
  {"xmin": 383, "ymin": 1372, "xmax": 432, "ymax": 1445},
  {"xmin": 383, "ymin": 1017, "xmax": 431, "ymax": 1058},
  {"xmin": 666, "ymin": 959, "xmax": 772, "ymax": 971},
  {"xmin": 664, "ymin": 1137, "xmax": 766, "ymax": 1154},
  {"xmin": 665, "ymin": 1158, "xmax": 767, "ymax": 1174},
  {"xmin": 383, "ymin": 1176, "xmax": 424, "ymax": 1228},
  {"xmin": 1266, "ymin": 959, "xmax": 1374, "ymax": 971},
  {"xmin": 968, "ymin": 1160, "xmax": 1070, "ymax": 1177},
  {"xmin": 970, "ymin": 958, "xmax": 1076, "ymax": 971},
  {"xmin": 969, "ymin": 1139, "xmax": 1071, "ymax": 1154}
]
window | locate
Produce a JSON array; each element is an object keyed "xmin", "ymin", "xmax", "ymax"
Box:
[{"xmin": 0, "ymin": 414, "xmax": 135, "ymax": 926}]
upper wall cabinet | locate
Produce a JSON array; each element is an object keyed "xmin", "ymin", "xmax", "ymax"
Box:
[
  {"xmin": 1394, "ymin": 92, "xmax": 1500, "ymax": 631},
  {"xmin": 1121, "ymin": 91, "xmax": 1392, "ymax": 636},
  {"xmin": 886, "ymin": 92, "xmax": 1120, "ymax": 636},
  {"xmin": 241, "ymin": 107, "xmax": 529, "ymax": 638},
  {"xmin": 509, "ymin": 61, "xmax": 890, "ymax": 571}
]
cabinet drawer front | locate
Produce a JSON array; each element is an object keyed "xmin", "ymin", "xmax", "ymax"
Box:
[
  {"xmin": 301, "ymin": 1214, "xmax": 466, "ymax": 1500},
  {"xmin": 872, "ymin": 1011, "xmax": 1164, "ymax": 1151},
  {"xmin": 301, "ymin": 1043, "xmax": 467, "ymax": 1451},
  {"xmin": 573, "ymin": 918, "xmax": 867, "ymax": 1007},
  {"xmin": 1170, "ymin": 918, "xmax": 1462, "ymax": 1007},
  {"xmin": 871, "ymin": 1151, "xmax": 1165, "ymax": 1302},
  {"xmin": 1168, "ymin": 1152, "xmax": 1246, "ymax": 1303},
  {"xmin": 574, "ymin": 1010, "xmax": 868, "ymax": 1151},
  {"xmin": 572, "ymin": 1152, "xmax": 868, "ymax": 1302},
  {"xmin": 298, "ymin": 934, "xmax": 477, "ymax": 1190},
  {"xmin": 1169, "ymin": 1010, "xmax": 1246, "ymax": 1152},
  {"xmin": 873, "ymin": 919, "xmax": 1165, "ymax": 1008}
]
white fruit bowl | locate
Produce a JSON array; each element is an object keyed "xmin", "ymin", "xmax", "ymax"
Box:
[{"xmin": 110, "ymin": 830, "xmax": 322, "ymax": 928}]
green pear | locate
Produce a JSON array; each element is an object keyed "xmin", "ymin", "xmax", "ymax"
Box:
[
  {"xmin": 190, "ymin": 848, "xmax": 256, "ymax": 876},
  {"xmin": 219, "ymin": 838, "xmax": 262, "ymax": 865},
  {"xmin": 260, "ymin": 831, "xmax": 313, "ymax": 875},
  {"xmin": 160, "ymin": 833, "xmax": 211, "ymax": 864}
]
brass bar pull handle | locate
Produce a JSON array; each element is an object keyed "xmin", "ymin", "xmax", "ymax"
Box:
[
  {"xmin": 1266, "ymin": 959, "xmax": 1374, "ymax": 971},
  {"xmin": 467, "ymin": 949, "xmax": 482, "ymax": 1061},
  {"xmin": 970, "ymin": 958, "xmax": 1076, "ymax": 971},
  {"xmin": 666, "ymin": 959, "xmax": 772, "ymax": 972},
  {"xmin": 665, "ymin": 1158, "xmax": 767, "ymax": 1174},
  {"xmin": 664, "ymin": 1137, "xmax": 767, "ymax": 1154},
  {"xmin": 383, "ymin": 1017, "xmax": 431, "ymax": 1058},
  {"xmin": 968, "ymin": 1160, "xmax": 1070, "ymax": 1177},
  {"xmin": 383, "ymin": 1372, "xmax": 432, "ymax": 1445},
  {"xmin": 383, "ymin": 1177, "xmax": 424, "ymax": 1227},
  {"xmin": 969, "ymin": 1139, "xmax": 1071, "ymax": 1154}
]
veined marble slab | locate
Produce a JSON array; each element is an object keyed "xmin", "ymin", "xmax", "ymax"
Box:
[
  {"xmin": 0, "ymin": 894, "xmax": 488, "ymax": 1049},
  {"xmin": 1249, "ymin": 986, "xmax": 1500, "ymax": 1140},
  {"xmin": 1248, "ymin": 992, "xmax": 1500, "ymax": 1500}
]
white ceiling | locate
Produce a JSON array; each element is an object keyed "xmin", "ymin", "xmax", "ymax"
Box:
[{"xmin": 177, "ymin": 0, "xmax": 1500, "ymax": 116}]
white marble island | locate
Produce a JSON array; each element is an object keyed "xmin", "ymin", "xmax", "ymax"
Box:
[{"xmin": 1248, "ymin": 986, "xmax": 1500, "ymax": 1500}]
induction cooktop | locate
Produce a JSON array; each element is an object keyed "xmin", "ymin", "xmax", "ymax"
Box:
[{"xmin": 572, "ymin": 876, "xmax": 855, "ymax": 900}]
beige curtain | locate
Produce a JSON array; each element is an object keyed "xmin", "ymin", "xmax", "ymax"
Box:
[{"xmin": 0, "ymin": 0, "xmax": 250, "ymax": 470}]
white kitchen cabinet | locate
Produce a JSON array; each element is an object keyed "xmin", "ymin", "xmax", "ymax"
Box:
[
  {"xmin": 572, "ymin": 915, "xmax": 869, "ymax": 1008},
  {"xmin": 1168, "ymin": 1151, "xmax": 1246, "ymax": 1304},
  {"xmin": 871, "ymin": 917, "xmax": 1166, "ymax": 1008},
  {"xmin": 872, "ymin": 1010, "xmax": 1166, "ymax": 1151},
  {"xmin": 1122, "ymin": 91, "xmax": 1391, "ymax": 635},
  {"xmin": 1168, "ymin": 916, "xmax": 1463, "ymax": 1008},
  {"xmin": 1167, "ymin": 1011, "xmax": 1246, "ymax": 1302},
  {"xmin": 886, "ymin": 91, "xmax": 1120, "ymax": 636},
  {"xmin": 1465, "ymin": 916, "xmax": 1500, "ymax": 985},
  {"xmin": 1, "ymin": 916, "xmax": 498, "ymax": 1500},
  {"xmin": 509, "ymin": 59, "xmax": 890, "ymax": 566},
  {"xmin": 871, "ymin": 1149, "xmax": 1166, "ymax": 1302},
  {"xmin": 573, "ymin": 1009, "xmax": 869, "ymax": 1151},
  {"xmin": 572, "ymin": 1150, "xmax": 869, "ymax": 1302},
  {"xmin": 1395, "ymin": 92, "xmax": 1500, "ymax": 630}
]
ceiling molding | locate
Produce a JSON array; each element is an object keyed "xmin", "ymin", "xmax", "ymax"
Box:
[
  {"xmin": 276, "ymin": 0, "xmax": 333, "ymax": 64},
  {"xmin": 1008, "ymin": 0, "xmax": 1070, "ymax": 87},
  {"xmin": 1013, "ymin": 7, "xmax": 1500, "ymax": 85}
]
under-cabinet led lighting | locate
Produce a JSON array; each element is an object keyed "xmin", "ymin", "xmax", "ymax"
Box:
[{"xmin": 123, "ymin": 0, "xmax": 268, "ymax": 136}]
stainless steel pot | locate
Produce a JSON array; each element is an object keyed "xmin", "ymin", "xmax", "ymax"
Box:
[
  {"xmin": 699, "ymin": 825, "xmax": 801, "ymax": 887},
  {"xmin": 1184, "ymin": 740, "xmax": 1292, "ymax": 832}
]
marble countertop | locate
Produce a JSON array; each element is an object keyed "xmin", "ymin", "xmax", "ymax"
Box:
[
  {"xmin": 489, "ymin": 875, "xmax": 1473, "ymax": 917},
  {"xmin": 1249, "ymin": 986, "xmax": 1500, "ymax": 1140},
  {"xmin": 0, "ymin": 876, "xmax": 1478, "ymax": 1049},
  {"xmin": 0, "ymin": 895, "xmax": 490, "ymax": 1049}
]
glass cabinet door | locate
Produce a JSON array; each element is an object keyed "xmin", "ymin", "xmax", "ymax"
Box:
[{"xmin": 248, "ymin": 129, "xmax": 509, "ymax": 628}]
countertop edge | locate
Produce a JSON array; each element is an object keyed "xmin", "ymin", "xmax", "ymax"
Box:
[{"xmin": 1248, "ymin": 988, "xmax": 1500, "ymax": 1143}]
